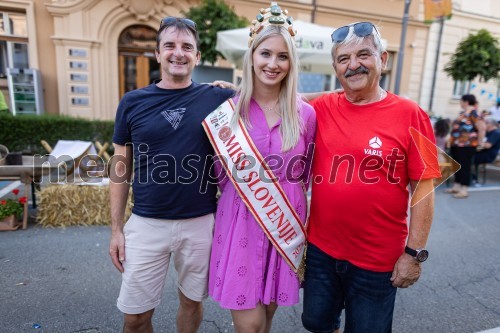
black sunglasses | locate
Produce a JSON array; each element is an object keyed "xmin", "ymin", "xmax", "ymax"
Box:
[
  {"xmin": 159, "ymin": 17, "xmax": 197, "ymax": 31},
  {"xmin": 331, "ymin": 22, "xmax": 378, "ymax": 43}
]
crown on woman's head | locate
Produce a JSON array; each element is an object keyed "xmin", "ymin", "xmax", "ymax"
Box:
[{"xmin": 248, "ymin": 2, "xmax": 297, "ymax": 47}]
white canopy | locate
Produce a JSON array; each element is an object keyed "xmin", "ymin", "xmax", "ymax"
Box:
[{"xmin": 216, "ymin": 20, "xmax": 335, "ymax": 74}]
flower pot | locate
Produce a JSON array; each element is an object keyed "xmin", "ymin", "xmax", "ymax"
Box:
[{"xmin": 0, "ymin": 215, "xmax": 20, "ymax": 230}]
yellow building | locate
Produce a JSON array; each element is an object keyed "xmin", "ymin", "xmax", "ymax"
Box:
[{"xmin": 0, "ymin": 0, "xmax": 498, "ymax": 120}]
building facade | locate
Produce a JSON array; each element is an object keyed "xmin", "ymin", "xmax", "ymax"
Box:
[
  {"xmin": 421, "ymin": 0, "xmax": 500, "ymax": 119},
  {"xmin": 0, "ymin": 0, "xmax": 498, "ymax": 120}
]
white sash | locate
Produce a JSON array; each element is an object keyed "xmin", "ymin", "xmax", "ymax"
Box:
[{"xmin": 202, "ymin": 100, "xmax": 306, "ymax": 272}]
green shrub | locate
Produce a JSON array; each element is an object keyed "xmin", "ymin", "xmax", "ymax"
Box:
[{"xmin": 0, "ymin": 114, "xmax": 114, "ymax": 155}]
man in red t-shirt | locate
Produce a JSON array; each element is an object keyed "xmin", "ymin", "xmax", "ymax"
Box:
[{"xmin": 301, "ymin": 22, "xmax": 441, "ymax": 333}]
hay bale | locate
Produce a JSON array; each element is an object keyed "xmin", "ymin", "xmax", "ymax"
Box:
[{"xmin": 37, "ymin": 184, "xmax": 133, "ymax": 227}]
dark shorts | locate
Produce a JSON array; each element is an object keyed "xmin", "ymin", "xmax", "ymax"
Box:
[{"xmin": 302, "ymin": 243, "xmax": 397, "ymax": 333}]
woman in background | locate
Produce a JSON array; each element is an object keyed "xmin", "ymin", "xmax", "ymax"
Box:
[{"xmin": 446, "ymin": 94, "xmax": 485, "ymax": 198}]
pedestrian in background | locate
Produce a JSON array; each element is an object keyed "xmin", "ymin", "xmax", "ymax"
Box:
[
  {"xmin": 446, "ymin": 94, "xmax": 485, "ymax": 198},
  {"xmin": 434, "ymin": 118, "xmax": 451, "ymax": 153},
  {"xmin": 474, "ymin": 117, "xmax": 500, "ymax": 166}
]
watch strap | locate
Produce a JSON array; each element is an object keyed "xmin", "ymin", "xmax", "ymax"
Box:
[
  {"xmin": 405, "ymin": 246, "xmax": 417, "ymax": 257},
  {"xmin": 405, "ymin": 246, "xmax": 429, "ymax": 262}
]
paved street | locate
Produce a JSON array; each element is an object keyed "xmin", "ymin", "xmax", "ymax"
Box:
[{"xmin": 1, "ymin": 177, "xmax": 500, "ymax": 332}]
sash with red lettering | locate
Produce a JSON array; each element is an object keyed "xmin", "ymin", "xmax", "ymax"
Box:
[{"xmin": 202, "ymin": 100, "xmax": 306, "ymax": 272}]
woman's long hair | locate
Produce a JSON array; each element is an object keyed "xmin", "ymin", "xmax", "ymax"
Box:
[{"xmin": 232, "ymin": 25, "xmax": 302, "ymax": 152}]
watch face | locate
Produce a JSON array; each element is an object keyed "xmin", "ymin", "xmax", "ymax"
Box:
[{"xmin": 416, "ymin": 250, "xmax": 429, "ymax": 262}]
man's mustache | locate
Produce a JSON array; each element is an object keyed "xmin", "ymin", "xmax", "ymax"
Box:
[{"xmin": 345, "ymin": 66, "xmax": 369, "ymax": 78}]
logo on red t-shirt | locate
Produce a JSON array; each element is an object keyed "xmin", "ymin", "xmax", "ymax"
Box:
[
  {"xmin": 365, "ymin": 136, "xmax": 383, "ymax": 157},
  {"xmin": 368, "ymin": 136, "xmax": 382, "ymax": 148}
]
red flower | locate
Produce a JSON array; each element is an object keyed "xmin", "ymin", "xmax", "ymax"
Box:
[
  {"xmin": 0, "ymin": 197, "xmax": 23, "ymax": 219},
  {"xmin": 12, "ymin": 189, "xmax": 20, "ymax": 195}
]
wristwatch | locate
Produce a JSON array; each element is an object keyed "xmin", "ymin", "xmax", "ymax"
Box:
[{"xmin": 405, "ymin": 246, "xmax": 429, "ymax": 263}]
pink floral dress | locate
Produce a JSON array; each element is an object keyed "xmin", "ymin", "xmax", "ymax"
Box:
[{"xmin": 208, "ymin": 98, "xmax": 316, "ymax": 310}]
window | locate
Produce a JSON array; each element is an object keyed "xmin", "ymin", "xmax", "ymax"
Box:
[
  {"xmin": 0, "ymin": 11, "xmax": 28, "ymax": 78},
  {"xmin": 452, "ymin": 81, "xmax": 470, "ymax": 99},
  {"xmin": 0, "ymin": 12, "xmax": 27, "ymax": 37}
]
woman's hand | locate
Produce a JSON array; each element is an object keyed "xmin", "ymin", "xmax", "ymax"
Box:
[
  {"xmin": 301, "ymin": 89, "xmax": 344, "ymax": 102},
  {"xmin": 211, "ymin": 80, "xmax": 237, "ymax": 90}
]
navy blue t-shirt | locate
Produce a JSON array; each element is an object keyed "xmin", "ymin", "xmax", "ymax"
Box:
[
  {"xmin": 483, "ymin": 129, "xmax": 500, "ymax": 161},
  {"xmin": 113, "ymin": 82, "xmax": 233, "ymax": 219}
]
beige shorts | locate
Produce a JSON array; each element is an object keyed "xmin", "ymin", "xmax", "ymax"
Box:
[{"xmin": 117, "ymin": 213, "xmax": 215, "ymax": 314}]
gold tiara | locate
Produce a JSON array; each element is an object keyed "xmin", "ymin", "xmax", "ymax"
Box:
[{"xmin": 248, "ymin": 2, "xmax": 297, "ymax": 47}]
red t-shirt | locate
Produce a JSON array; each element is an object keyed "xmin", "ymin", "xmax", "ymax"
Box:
[{"xmin": 308, "ymin": 92, "xmax": 441, "ymax": 272}]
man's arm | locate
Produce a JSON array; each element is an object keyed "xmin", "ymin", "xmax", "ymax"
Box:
[
  {"xmin": 482, "ymin": 141, "xmax": 493, "ymax": 149},
  {"xmin": 301, "ymin": 92, "xmax": 330, "ymax": 102},
  {"xmin": 480, "ymin": 131, "xmax": 500, "ymax": 149},
  {"xmin": 391, "ymin": 179, "xmax": 435, "ymax": 288},
  {"xmin": 210, "ymin": 82, "xmax": 340, "ymax": 103},
  {"xmin": 301, "ymin": 89, "xmax": 345, "ymax": 103},
  {"xmin": 109, "ymin": 143, "xmax": 133, "ymax": 273}
]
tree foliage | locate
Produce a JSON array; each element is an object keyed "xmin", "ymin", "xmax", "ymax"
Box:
[
  {"xmin": 183, "ymin": 0, "xmax": 248, "ymax": 65},
  {"xmin": 444, "ymin": 29, "xmax": 500, "ymax": 82}
]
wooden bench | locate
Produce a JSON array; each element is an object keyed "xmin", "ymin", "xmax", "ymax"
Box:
[{"xmin": 474, "ymin": 153, "xmax": 500, "ymax": 184}]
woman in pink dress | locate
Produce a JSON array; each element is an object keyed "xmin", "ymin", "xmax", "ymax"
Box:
[{"xmin": 208, "ymin": 3, "xmax": 316, "ymax": 333}]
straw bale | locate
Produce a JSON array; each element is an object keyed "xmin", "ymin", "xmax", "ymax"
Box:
[{"xmin": 37, "ymin": 184, "xmax": 133, "ymax": 227}]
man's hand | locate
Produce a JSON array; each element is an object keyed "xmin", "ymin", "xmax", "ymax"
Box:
[
  {"xmin": 109, "ymin": 231, "xmax": 125, "ymax": 273},
  {"xmin": 390, "ymin": 253, "xmax": 421, "ymax": 288}
]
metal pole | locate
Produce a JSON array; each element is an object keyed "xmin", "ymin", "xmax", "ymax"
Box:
[
  {"xmin": 311, "ymin": 0, "xmax": 317, "ymax": 23},
  {"xmin": 394, "ymin": 0, "xmax": 411, "ymax": 95},
  {"xmin": 429, "ymin": 17, "xmax": 445, "ymax": 113}
]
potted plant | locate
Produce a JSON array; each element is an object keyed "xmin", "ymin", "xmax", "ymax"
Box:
[{"xmin": 0, "ymin": 189, "xmax": 26, "ymax": 230}]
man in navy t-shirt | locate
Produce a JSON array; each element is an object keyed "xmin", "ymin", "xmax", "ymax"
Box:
[{"xmin": 109, "ymin": 17, "xmax": 232, "ymax": 332}]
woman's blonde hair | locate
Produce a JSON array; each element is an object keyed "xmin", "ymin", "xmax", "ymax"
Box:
[{"xmin": 232, "ymin": 24, "xmax": 303, "ymax": 152}]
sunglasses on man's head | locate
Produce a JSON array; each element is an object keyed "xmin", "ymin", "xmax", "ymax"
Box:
[
  {"xmin": 159, "ymin": 17, "xmax": 197, "ymax": 31},
  {"xmin": 331, "ymin": 22, "xmax": 378, "ymax": 43}
]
